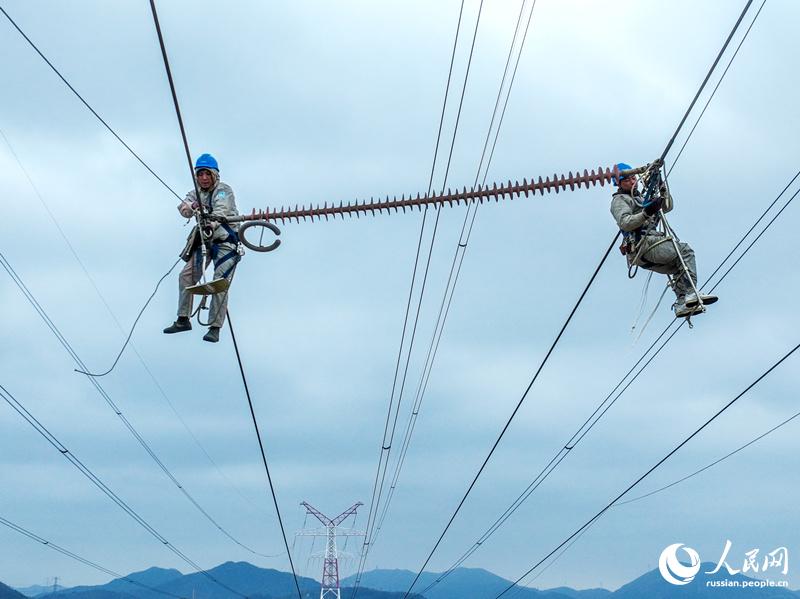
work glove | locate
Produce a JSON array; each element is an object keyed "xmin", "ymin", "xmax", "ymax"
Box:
[
  {"xmin": 651, "ymin": 158, "xmax": 664, "ymax": 169},
  {"xmin": 643, "ymin": 198, "xmax": 662, "ymax": 216},
  {"xmin": 178, "ymin": 201, "xmax": 194, "ymax": 218}
]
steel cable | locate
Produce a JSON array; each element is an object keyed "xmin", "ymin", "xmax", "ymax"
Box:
[
  {"xmin": 351, "ymin": 2, "xmax": 473, "ymax": 595},
  {"xmin": 0, "ymin": 5, "xmax": 181, "ymax": 200},
  {"xmin": 496, "ymin": 341, "xmax": 800, "ymax": 597},
  {"xmin": 0, "ymin": 113, "xmax": 279, "ymax": 549},
  {"xmin": 0, "ymin": 515, "xmax": 190, "ymax": 599},
  {"xmin": 416, "ymin": 164, "xmax": 800, "ymax": 596},
  {"xmin": 402, "ymin": 1, "xmax": 759, "ymax": 594},
  {"xmin": 147, "ymin": 1, "xmax": 302, "ymax": 596},
  {"xmin": 226, "ymin": 313, "xmax": 303, "ymax": 599},
  {"xmin": 0, "ymin": 383, "xmax": 247, "ymax": 598},
  {"xmin": 616, "ymin": 408, "xmax": 800, "ymax": 507},
  {"xmin": 0, "ymin": 250, "xmax": 276, "ymax": 558},
  {"xmin": 375, "ymin": 0, "xmax": 538, "ymax": 542},
  {"xmin": 403, "ymin": 235, "xmax": 618, "ymax": 597}
]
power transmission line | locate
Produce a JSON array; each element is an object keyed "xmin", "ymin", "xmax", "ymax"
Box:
[
  {"xmin": 147, "ymin": 3, "xmax": 301, "ymax": 597},
  {"xmin": 0, "ymin": 515, "xmax": 189, "ymax": 599},
  {"xmin": 617, "ymin": 407, "xmax": 800, "ymax": 506},
  {"xmin": 0, "ymin": 127, "xmax": 272, "ymax": 527},
  {"xmin": 417, "ymin": 165, "xmax": 800, "ymax": 594},
  {"xmin": 375, "ymin": 0, "xmax": 538, "ymax": 542},
  {"xmin": 0, "ymin": 250, "xmax": 273, "ymax": 558},
  {"xmin": 414, "ymin": 10, "xmax": 777, "ymax": 593},
  {"xmin": 0, "ymin": 5, "xmax": 181, "ymax": 200},
  {"xmin": 403, "ymin": 235, "xmax": 618, "ymax": 598},
  {"xmin": 0, "ymin": 382, "xmax": 247, "ymax": 598},
  {"xmin": 666, "ymin": 0, "xmax": 768, "ymax": 176},
  {"xmin": 496, "ymin": 340, "xmax": 800, "ymax": 597},
  {"xmin": 510, "ymin": 402, "xmax": 798, "ymax": 591},
  {"xmin": 352, "ymin": 2, "xmax": 476, "ymax": 595},
  {"xmin": 402, "ymin": 1, "xmax": 757, "ymax": 595}
]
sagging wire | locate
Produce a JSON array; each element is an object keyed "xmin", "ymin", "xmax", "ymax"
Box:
[
  {"xmin": 147, "ymin": 2, "xmax": 302, "ymax": 595},
  {"xmin": 408, "ymin": 1, "xmax": 762, "ymax": 592},
  {"xmin": 0, "ymin": 515, "xmax": 190, "ymax": 599},
  {"xmin": 496, "ymin": 341, "xmax": 800, "ymax": 598},
  {"xmin": 0, "ymin": 382, "xmax": 249, "ymax": 598},
  {"xmin": 75, "ymin": 257, "xmax": 182, "ymax": 377},
  {"xmin": 0, "ymin": 5, "xmax": 181, "ymax": 200},
  {"xmin": 351, "ymin": 1, "xmax": 473, "ymax": 595}
]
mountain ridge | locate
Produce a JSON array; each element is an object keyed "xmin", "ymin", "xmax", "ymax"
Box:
[{"xmin": 9, "ymin": 562, "xmax": 799, "ymax": 599}]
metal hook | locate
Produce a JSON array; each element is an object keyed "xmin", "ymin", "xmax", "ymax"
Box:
[{"xmin": 239, "ymin": 220, "xmax": 282, "ymax": 252}]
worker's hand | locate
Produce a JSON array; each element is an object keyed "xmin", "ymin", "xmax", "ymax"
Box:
[
  {"xmin": 643, "ymin": 198, "xmax": 662, "ymax": 216},
  {"xmin": 651, "ymin": 158, "xmax": 664, "ymax": 169},
  {"xmin": 178, "ymin": 201, "xmax": 194, "ymax": 218}
]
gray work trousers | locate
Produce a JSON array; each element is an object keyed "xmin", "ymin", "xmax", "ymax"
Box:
[
  {"xmin": 177, "ymin": 241, "xmax": 239, "ymax": 328},
  {"xmin": 638, "ymin": 235, "xmax": 697, "ymax": 299}
]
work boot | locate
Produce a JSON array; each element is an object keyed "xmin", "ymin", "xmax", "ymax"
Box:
[
  {"xmin": 203, "ymin": 327, "xmax": 220, "ymax": 343},
  {"xmin": 684, "ymin": 292, "xmax": 719, "ymax": 308},
  {"xmin": 163, "ymin": 316, "xmax": 192, "ymax": 334},
  {"xmin": 674, "ymin": 300, "xmax": 703, "ymax": 319}
]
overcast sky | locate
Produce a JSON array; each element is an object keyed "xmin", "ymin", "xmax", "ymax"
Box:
[{"xmin": 2, "ymin": 0, "xmax": 799, "ymax": 593}]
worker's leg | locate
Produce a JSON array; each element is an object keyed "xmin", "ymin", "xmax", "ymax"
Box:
[
  {"xmin": 207, "ymin": 242, "xmax": 240, "ymax": 329},
  {"xmin": 178, "ymin": 249, "xmax": 204, "ymax": 318},
  {"xmin": 641, "ymin": 237, "xmax": 697, "ymax": 299}
]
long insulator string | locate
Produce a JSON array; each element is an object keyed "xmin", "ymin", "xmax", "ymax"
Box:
[{"xmin": 239, "ymin": 165, "xmax": 618, "ymax": 224}]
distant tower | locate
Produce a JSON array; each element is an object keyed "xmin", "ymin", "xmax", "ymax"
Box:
[
  {"xmin": 298, "ymin": 502, "xmax": 364, "ymax": 599},
  {"xmin": 52, "ymin": 578, "xmax": 59, "ymax": 594}
]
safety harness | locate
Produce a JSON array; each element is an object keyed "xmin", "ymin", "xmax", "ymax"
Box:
[
  {"xmin": 616, "ymin": 166, "xmax": 671, "ymax": 279},
  {"xmin": 180, "ymin": 184, "xmax": 244, "ymax": 325}
]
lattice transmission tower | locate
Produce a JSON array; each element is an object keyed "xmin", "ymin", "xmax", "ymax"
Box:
[{"xmin": 297, "ymin": 501, "xmax": 364, "ymax": 599}]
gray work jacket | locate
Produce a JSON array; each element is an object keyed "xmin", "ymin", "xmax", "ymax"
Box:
[
  {"xmin": 610, "ymin": 188, "xmax": 673, "ymax": 235},
  {"xmin": 184, "ymin": 182, "xmax": 240, "ymax": 226}
]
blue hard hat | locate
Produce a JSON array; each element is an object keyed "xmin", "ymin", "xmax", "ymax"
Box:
[
  {"xmin": 195, "ymin": 153, "xmax": 219, "ymax": 172},
  {"xmin": 613, "ymin": 162, "xmax": 633, "ymax": 184}
]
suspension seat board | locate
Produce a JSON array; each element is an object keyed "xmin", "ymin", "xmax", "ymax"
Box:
[{"xmin": 186, "ymin": 278, "xmax": 230, "ymax": 296}]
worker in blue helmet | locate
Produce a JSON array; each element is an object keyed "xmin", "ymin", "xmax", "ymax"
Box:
[
  {"xmin": 163, "ymin": 153, "xmax": 241, "ymax": 342},
  {"xmin": 610, "ymin": 162, "xmax": 717, "ymax": 318}
]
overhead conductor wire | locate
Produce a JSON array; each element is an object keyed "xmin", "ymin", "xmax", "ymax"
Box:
[
  {"xmin": 0, "ymin": 382, "xmax": 247, "ymax": 598},
  {"xmin": 0, "ymin": 249, "xmax": 278, "ymax": 561},
  {"xmin": 0, "ymin": 5, "xmax": 181, "ymax": 200},
  {"xmin": 617, "ymin": 409, "xmax": 800, "ymax": 507},
  {"xmin": 496, "ymin": 341, "xmax": 800, "ymax": 598},
  {"xmin": 402, "ymin": 0, "xmax": 755, "ymax": 596},
  {"xmin": 0, "ymin": 16, "xmax": 283, "ymax": 539},
  {"xmin": 147, "ymin": 2, "xmax": 301, "ymax": 597},
  {"xmin": 524, "ymin": 161, "xmax": 800, "ymax": 594},
  {"xmin": 0, "ymin": 515, "xmax": 189, "ymax": 599},
  {"xmin": 415, "ymin": 0, "xmax": 768, "ymax": 593},
  {"xmin": 351, "ymin": 2, "xmax": 476, "ymax": 595},
  {"xmin": 375, "ymin": 0, "xmax": 537, "ymax": 542},
  {"xmin": 506, "ymin": 340, "xmax": 797, "ymax": 596},
  {"xmin": 505, "ymin": 396, "xmax": 799, "ymax": 596}
]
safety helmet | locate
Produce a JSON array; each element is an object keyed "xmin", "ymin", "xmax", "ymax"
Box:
[
  {"xmin": 613, "ymin": 162, "xmax": 633, "ymax": 185},
  {"xmin": 195, "ymin": 153, "xmax": 219, "ymax": 172}
]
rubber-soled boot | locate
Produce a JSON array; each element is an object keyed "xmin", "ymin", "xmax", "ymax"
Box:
[
  {"xmin": 163, "ymin": 317, "xmax": 192, "ymax": 334},
  {"xmin": 684, "ymin": 292, "xmax": 719, "ymax": 308},
  {"xmin": 203, "ymin": 327, "xmax": 220, "ymax": 343}
]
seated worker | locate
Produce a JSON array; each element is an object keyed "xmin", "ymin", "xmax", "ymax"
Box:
[{"xmin": 611, "ymin": 162, "xmax": 717, "ymax": 318}]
